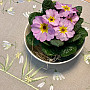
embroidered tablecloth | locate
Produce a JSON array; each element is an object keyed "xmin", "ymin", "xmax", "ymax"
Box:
[{"xmin": 0, "ymin": 0, "xmax": 90, "ymax": 90}]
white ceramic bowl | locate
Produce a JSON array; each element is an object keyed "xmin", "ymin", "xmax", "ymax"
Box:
[{"xmin": 24, "ymin": 24, "xmax": 84, "ymax": 65}]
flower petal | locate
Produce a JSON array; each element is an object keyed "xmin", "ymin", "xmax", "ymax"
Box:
[{"xmin": 66, "ymin": 31, "xmax": 75, "ymax": 38}]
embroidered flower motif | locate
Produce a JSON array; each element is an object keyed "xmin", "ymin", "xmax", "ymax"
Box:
[
  {"xmin": 15, "ymin": 52, "xmax": 21, "ymax": 59},
  {"xmin": 54, "ymin": 18, "xmax": 75, "ymax": 41},
  {"xmin": 66, "ymin": 13, "xmax": 79, "ymax": 25},
  {"xmin": 37, "ymin": 81, "xmax": 45, "ymax": 88},
  {"xmin": 27, "ymin": 0, "xmax": 32, "ymax": 2},
  {"xmin": 2, "ymin": 41, "xmax": 13, "ymax": 50},
  {"xmin": 50, "ymin": 84, "xmax": 53, "ymax": 90},
  {"xmin": 19, "ymin": 55, "xmax": 24, "ymax": 64},
  {"xmin": 43, "ymin": 9, "xmax": 60, "ymax": 26},
  {"xmin": 0, "ymin": 1, "xmax": 3, "ymax": 5},
  {"xmin": 33, "ymin": 5, "xmax": 36, "ymax": 9},
  {"xmin": 17, "ymin": 0, "xmax": 25, "ymax": 3},
  {"xmin": 55, "ymin": 2, "xmax": 76, "ymax": 17},
  {"xmin": 84, "ymin": 54, "xmax": 90, "ymax": 64},
  {"xmin": 25, "ymin": 76, "xmax": 33, "ymax": 83},
  {"xmin": 81, "ymin": 0, "xmax": 90, "ymax": 3},
  {"xmin": 53, "ymin": 70, "xmax": 65, "ymax": 80},
  {"xmin": 31, "ymin": 16, "xmax": 55, "ymax": 42},
  {"xmin": 23, "ymin": 11, "xmax": 31, "ymax": 18},
  {"xmin": 6, "ymin": 7, "xmax": 15, "ymax": 15}
]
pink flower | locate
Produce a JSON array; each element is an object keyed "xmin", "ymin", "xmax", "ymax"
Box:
[
  {"xmin": 31, "ymin": 16, "xmax": 55, "ymax": 42},
  {"xmin": 42, "ymin": 9, "xmax": 60, "ymax": 26},
  {"xmin": 54, "ymin": 19, "xmax": 75, "ymax": 41},
  {"xmin": 55, "ymin": 2, "xmax": 76, "ymax": 17},
  {"xmin": 66, "ymin": 13, "xmax": 79, "ymax": 25}
]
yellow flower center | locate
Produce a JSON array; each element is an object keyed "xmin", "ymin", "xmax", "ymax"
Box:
[
  {"xmin": 59, "ymin": 25, "xmax": 68, "ymax": 34},
  {"xmin": 62, "ymin": 5, "xmax": 70, "ymax": 11},
  {"xmin": 48, "ymin": 16, "xmax": 55, "ymax": 23},
  {"xmin": 40, "ymin": 23, "xmax": 49, "ymax": 33},
  {"xmin": 67, "ymin": 18, "xmax": 73, "ymax": 22}
]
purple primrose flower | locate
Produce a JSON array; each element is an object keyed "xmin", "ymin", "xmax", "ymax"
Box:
[
  {"xmin": 55, "ymin": 2, "xmax": 77, "ymax": 17},
  {"xmin": 54, "ymin": 19, "xmax": 75, "ymax": 41},
  {"xmin": 66, "ymin": 13, "xmax": 79, "ymax": 25},
  {"xmin": 43, "ymin": 9, "xmax": 60, "ymax": 26},
  {"xmin": 31, "ymin": 16, "xmax": 55, "ymax": 42}
]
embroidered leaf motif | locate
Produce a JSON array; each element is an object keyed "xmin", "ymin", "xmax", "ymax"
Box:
[
  {"xmin": 22, "ymin": 56, "xmax": 27, "ymax": 77},
  {"xmin": 5, "ymin": 54, "xmax": 9, "ymax": 69},
  {"xmin": 25, "ymin": 68, "xmax": 34, "ymax": 77},
  {"xmin": 32, "ymin": 76, "xmax": 48, "ymax": 82},
  {"xmin": 30, "ymin": 67, "xmax": 42, "ymax": 78},
  {"xmin": 0, "ymin": 62, "xmax": 5, "ymax": 70},
  {"xmin": 5, "ymin": 58, "xmax": 15, "ymax": 71}
]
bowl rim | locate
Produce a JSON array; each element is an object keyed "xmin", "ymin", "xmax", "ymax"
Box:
[{"xmin": 24, "ymin": 23, "xmax": 84, "ymax": 65}]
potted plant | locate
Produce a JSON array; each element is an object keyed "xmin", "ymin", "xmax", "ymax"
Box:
[{"xmin": 24, "ymin": 0, "xmax": 88, "ymax": 64}]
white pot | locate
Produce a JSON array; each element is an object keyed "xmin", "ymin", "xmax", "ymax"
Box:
[{"xmin": 24, "ymin": 24, "xmax": 84, "ymax": 65}]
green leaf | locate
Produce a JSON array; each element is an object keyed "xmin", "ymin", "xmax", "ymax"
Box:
[
  {"xmin": 42, "ymin": 0, "xmax": 55, "ymax": 13},
  {"xmin": 26, "ymin": 32, "xmax": 40, "ymax": 46},
  {"xmin": 75, "ymin": 38, "xmax": 85, "ymax": 46},
  {"xmin": 60, "ymin": 45, "xmax": 77, "ymax": 57},
  {"xmin": 0, "ymin": 62, "xmax": 5, "ymax": 70},
  {"xmin": 67, "ymin": 34, "xmax": 81, "ymax": 43},
  {"xmin": 77, "ymin": 27, "xmax": 88, "ymax": 39},
  {"xmin": 29, "ymin": 12, "xmax": 42, "ymax": 25},
  {"xmin": 5, "ymin": 58, "xmax": 15, "ymax": 71},
  {"xmin": 32, "ymin": 76, "xmax": 48, "ymax": 82},
  {"xmin": 41, "ymin": 44, "xmax": 56, "ymax": 56},
  {"xmin": 42, "ymin": 41, "xmax": 51, "ymax": 46},
  {"xmin": 75, "ymin": 6, "xmax": 82, "ymax": 16},
  {"xmin": 50, "ymin": 39, "xmax": 64, "ymax": 47},
  {"xmin": 25, "ymin": 68, "xmax": 34, "ymax": 77},
  {"xmin": 5, "ymin": 54, "xmax": 9, "ymax": 69},
  {"xmin": 22, "ymin": 56, "xmax": 27, "ymax": 76},
  {"xmin": 30, "ymin": 67, "xmax": 42, "ymax": 78},
  {"xmin": 74, "ymin": 18, "xmax": 84, "ymax": 31}
]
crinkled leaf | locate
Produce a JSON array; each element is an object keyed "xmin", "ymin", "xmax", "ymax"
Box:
[
  {"xmin": 41, "ymin": 44, "xmax": 56, "ymax": 56},
  {"xmin": 22, "ymin": 56, "xmax": 27, "ymax": 76},
  {"xmin": 30, "ymin": 67, "xmax": 42, "ymax": 78},
  {"xmin": 75, "ymin": 38, "xmax": 85, "ymax": 46},
  {"xmin": 42, "ymin": 0, "xmax": 55, "ymax": 13},
  {"xmin": 5, "ymin": 54, "xmax": 9, "ymax": 68},
  {"xmin": 42, "ymin": 41, "xmax": 51, "ymax": 46},
  {"xmin": 67, "ymin": 34, "xmax": 81, "ymax": 43},
  {"xmin": 77, "ymin": 27, "xmax": 88, "ymax": 39},
  {"xmin": 60, "ymin": 45, "xmax": 77, "ymax": 57},
  {"xmin": 74, "ymin": 18, "xmax": 84, "ymax": 31},
  {"xmin": 50, "ymin": 39, "xmax": 64, "ymax": 47},
  {"xmin": 29, "ymin": 12, "xmax": 42, "ymax": 25},
  {"xmin": 32, "ymin": 76, "xmax": 48, "ymax": 82},
  {"xmin": 26, "ymin": 32, "xmax": 40, "ymax": 46},
  {"xmin": 75, "ymin": 6, "xmax": 82, "ymax": 16}
]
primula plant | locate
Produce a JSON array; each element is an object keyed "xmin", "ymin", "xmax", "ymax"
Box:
[{"xmin": 26, "ymin": 0, "xmax": 88, "ymax": 62}]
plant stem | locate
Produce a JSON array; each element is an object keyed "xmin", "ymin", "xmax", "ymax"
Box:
[
  {"xmin": 33, "ymin": 0, "xmax": 42, "ymax": 4},
  {"xmin": 0, "ymin": 69, "xmax": 39, "ymax": 90}
]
